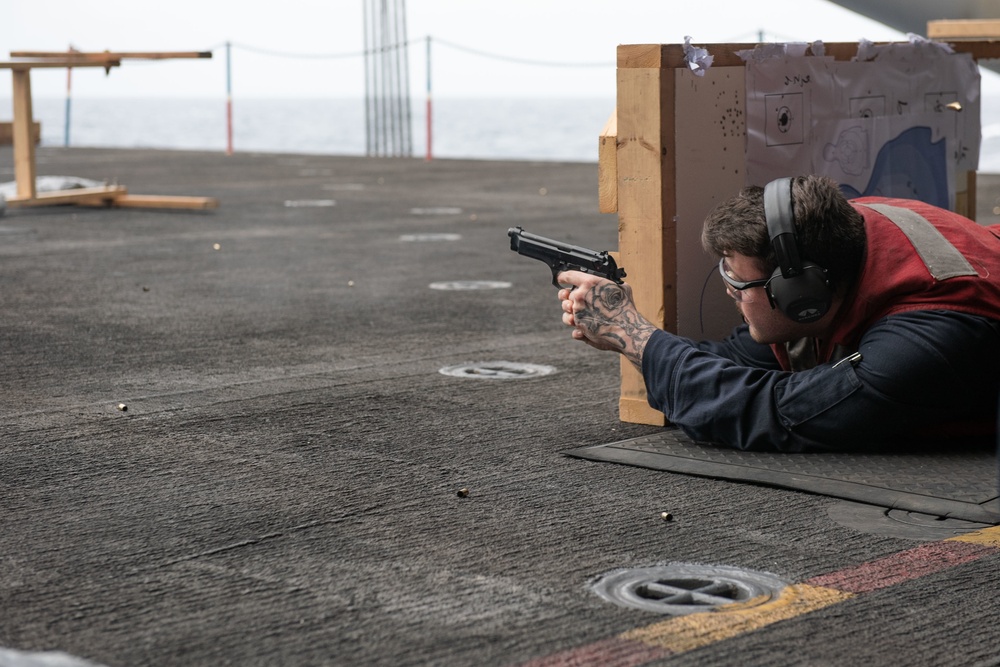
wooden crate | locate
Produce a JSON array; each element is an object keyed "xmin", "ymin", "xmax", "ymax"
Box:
[{"xmin": 603, "ymin": 40, "xmax": 998, "ymax": 425}]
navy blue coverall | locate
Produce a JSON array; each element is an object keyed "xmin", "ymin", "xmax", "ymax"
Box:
[{"xmin": 641, "ymin": 309, "xmax": 1000, "ymax": 452}]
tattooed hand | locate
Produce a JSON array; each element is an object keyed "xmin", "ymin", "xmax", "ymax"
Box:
[{"xmin": 557, "ymin": 271, "xmax": 657, "ymax": 369}]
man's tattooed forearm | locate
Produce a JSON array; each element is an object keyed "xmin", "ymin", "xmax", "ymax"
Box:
[
  {"xmin": 575, "ymin": 283, "xmax": 656, "ymax": 368},
  {"xmin": 617, "ymin": 312, "xmax": 655, "ymax": 367}
]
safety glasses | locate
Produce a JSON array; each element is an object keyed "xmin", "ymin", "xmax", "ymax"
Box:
[{"xmin": 718, "ymin": 257, "xmax": 771, "ymax": 289}]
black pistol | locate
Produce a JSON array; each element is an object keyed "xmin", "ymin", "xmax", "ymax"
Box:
[{"xmin": 507, "ymin": 227, "xmax": 626, "ymax": 287}]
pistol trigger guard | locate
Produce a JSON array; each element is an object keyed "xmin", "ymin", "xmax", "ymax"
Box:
[{"xmin": 551, "ymin": 263, "xmax": 569, "ymax": 288}]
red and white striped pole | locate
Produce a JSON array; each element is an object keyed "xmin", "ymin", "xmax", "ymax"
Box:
[
  {"xmin": 64, "ymin": 44, "xmax": 74, "ymax": 147},
  {"xmin": 225, "ymin": 41, "xmax": 234, "ymax": 155},
  {"xmin": 425, "ymin": 35, "xmax": 432, "ymax": 161}
]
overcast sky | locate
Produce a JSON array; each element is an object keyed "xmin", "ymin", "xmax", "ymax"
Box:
[{"xmin": 1, "ymin": 0, "xmax": 997, "ymax": 100}]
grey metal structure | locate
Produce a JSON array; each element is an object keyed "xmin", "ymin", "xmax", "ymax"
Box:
[
  {"xmin": 362, "ymin": 0, "xmax": 413, "ymax": 157},
  {"xmin": 829, "ymin": 0, "xmax": 999, "ymax": 36},
  {"xmin": 829, "ymin": 0, "xmax": 1000, "ymax": 73}
]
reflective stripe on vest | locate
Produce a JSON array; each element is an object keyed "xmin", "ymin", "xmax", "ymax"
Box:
[{"xmin": 854, "ymin": 202, "xmax": 977, "ymax": 279}]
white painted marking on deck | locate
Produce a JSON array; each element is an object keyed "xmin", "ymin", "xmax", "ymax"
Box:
[
  {"xmin": 429, "ymin": 280, "xmax": 511, "ymax": 290},
  {"xmin": 410, "ymin": 207, "xmax": 463, "ymax": 215},
  {"xmin": 284, "ymin": 199, "xmax": 336, "ymax": 207}
]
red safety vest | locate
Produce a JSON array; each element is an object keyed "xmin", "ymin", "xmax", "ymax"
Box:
[{"xmin": 772, "ymin": 197, "xmax": 1000, "ymax": 369}]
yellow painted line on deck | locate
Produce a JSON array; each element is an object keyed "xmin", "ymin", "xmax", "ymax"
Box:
[
  {"xmin": 620, "ymin": 584, "xmax": 853, "ymax": 654},
  {"xmin": 949, "ymin": 524, "xmax": 1000, "ymax": 548},
  {"xmin": 519, "ymin": 524, "xmax": 1000, "ymax": 666}
]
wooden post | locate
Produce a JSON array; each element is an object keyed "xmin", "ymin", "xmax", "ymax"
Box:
[
  {"xmin": 598, "ymin": 110, "xmax": 617, "ymax": 214},
  {"xmin": 615, "ymin": 46, "xmax": 674, "ymax": 426},
  {"xmin": 11, "ymin": 67, "xmax": 37, "ymax": 200},
  {"xmin": 226, "ymin": 42, "xmax": 234, "ymax": 155}
]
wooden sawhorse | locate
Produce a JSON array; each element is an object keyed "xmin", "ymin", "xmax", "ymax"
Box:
[{"xmin": 1, "ymin": 51, "xmax": 217, "ymax": 210}]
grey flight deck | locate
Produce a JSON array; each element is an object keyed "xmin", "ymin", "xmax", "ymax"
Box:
[{"xmin": 2, "ymin": 146, "xmax": 1000, "ymax": 667}]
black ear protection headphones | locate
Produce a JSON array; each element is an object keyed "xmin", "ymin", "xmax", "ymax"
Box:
[{"xmin": 763, "ymin": 177, "xmax": 833, "ymax": 323}]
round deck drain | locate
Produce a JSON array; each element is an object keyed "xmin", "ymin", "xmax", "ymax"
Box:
[
  {"xmin": 399, "ymin": 233, "xmax": 462, "ymax": 242},
  {"xmin": 828, "ymin": 501, "xmax": 995, "ymax": 540},
  {"xmin": 439, "ymin": 361, "xmax": 556, "ymax": 379},
  {"xmin": 590, "ymin": 563, "xmax": 786, "ymax": 615},
  {"xmin": 429, "ymin": 280, "xmax": 511, "ymax": 290}
]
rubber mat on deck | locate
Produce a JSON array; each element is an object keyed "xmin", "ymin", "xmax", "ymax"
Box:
[{"xmin": 564, "ymin": 428, "xmax": 1000, "ymax": 524}]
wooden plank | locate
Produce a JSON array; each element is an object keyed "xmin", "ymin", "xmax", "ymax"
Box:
[
  {"xmin": 928, "ymin": 19, "xmax": 1000, "ymax": 40},
  {"xmin": 11, "ymin": 69, "xmax": 36, "ymax": 200},
  {"xmin": 0, "ymin": 121, "xmax": 40, "ymax": 146},
  {"xmin": 949, "ymin": 41, "xmax": 1000, "ymax": 59},
  {"xmin": 112, "ymin": 194, "xmax": 219, "ymax": 210},
  {"xmin": 9, "ymin": 189, "xmax": 219, "ymax": 210},
  {"xmin": 616, "ymin": 40, "xmax": 1000, "ymax": 70},
  {"xmin": 966, "ymin": 171, "xmax": 976, "ymax": 223},
  {"xmin": 0, "ymin": 60, "xmax": 120, "ymax": 70},
  {"xmin": 615, "ymin": 58, "xmax": 672, "ymax": 426},
  {"xmin": 954, "ymin": 170, "xmax": 977, "ymax": 222},
  {"xmin": 617, "ymin": 44, "xmax": 672, "ymax": 69},
  {"xmin": 6, "ymin": 185, "xmax": 127, "ymax": 208},
  {"xmin": 11, "ymin": 51, "xmax": 211, "ymax": 60},
  {"xmin": 598, "ymin": 110, "xmax": 618, "ymax": 214},
  {"xmin": 618, "ymin": 43, "xmax": 783, "ymax": 69}
]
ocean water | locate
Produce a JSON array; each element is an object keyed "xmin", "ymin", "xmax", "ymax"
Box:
[
  {"xmin": 0, "ymin": 96, "xmax": 616, "ymax": 163},
  {"xmin": 3, "ymin": 94, "xmax": 1000, "ymax": 171}
]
